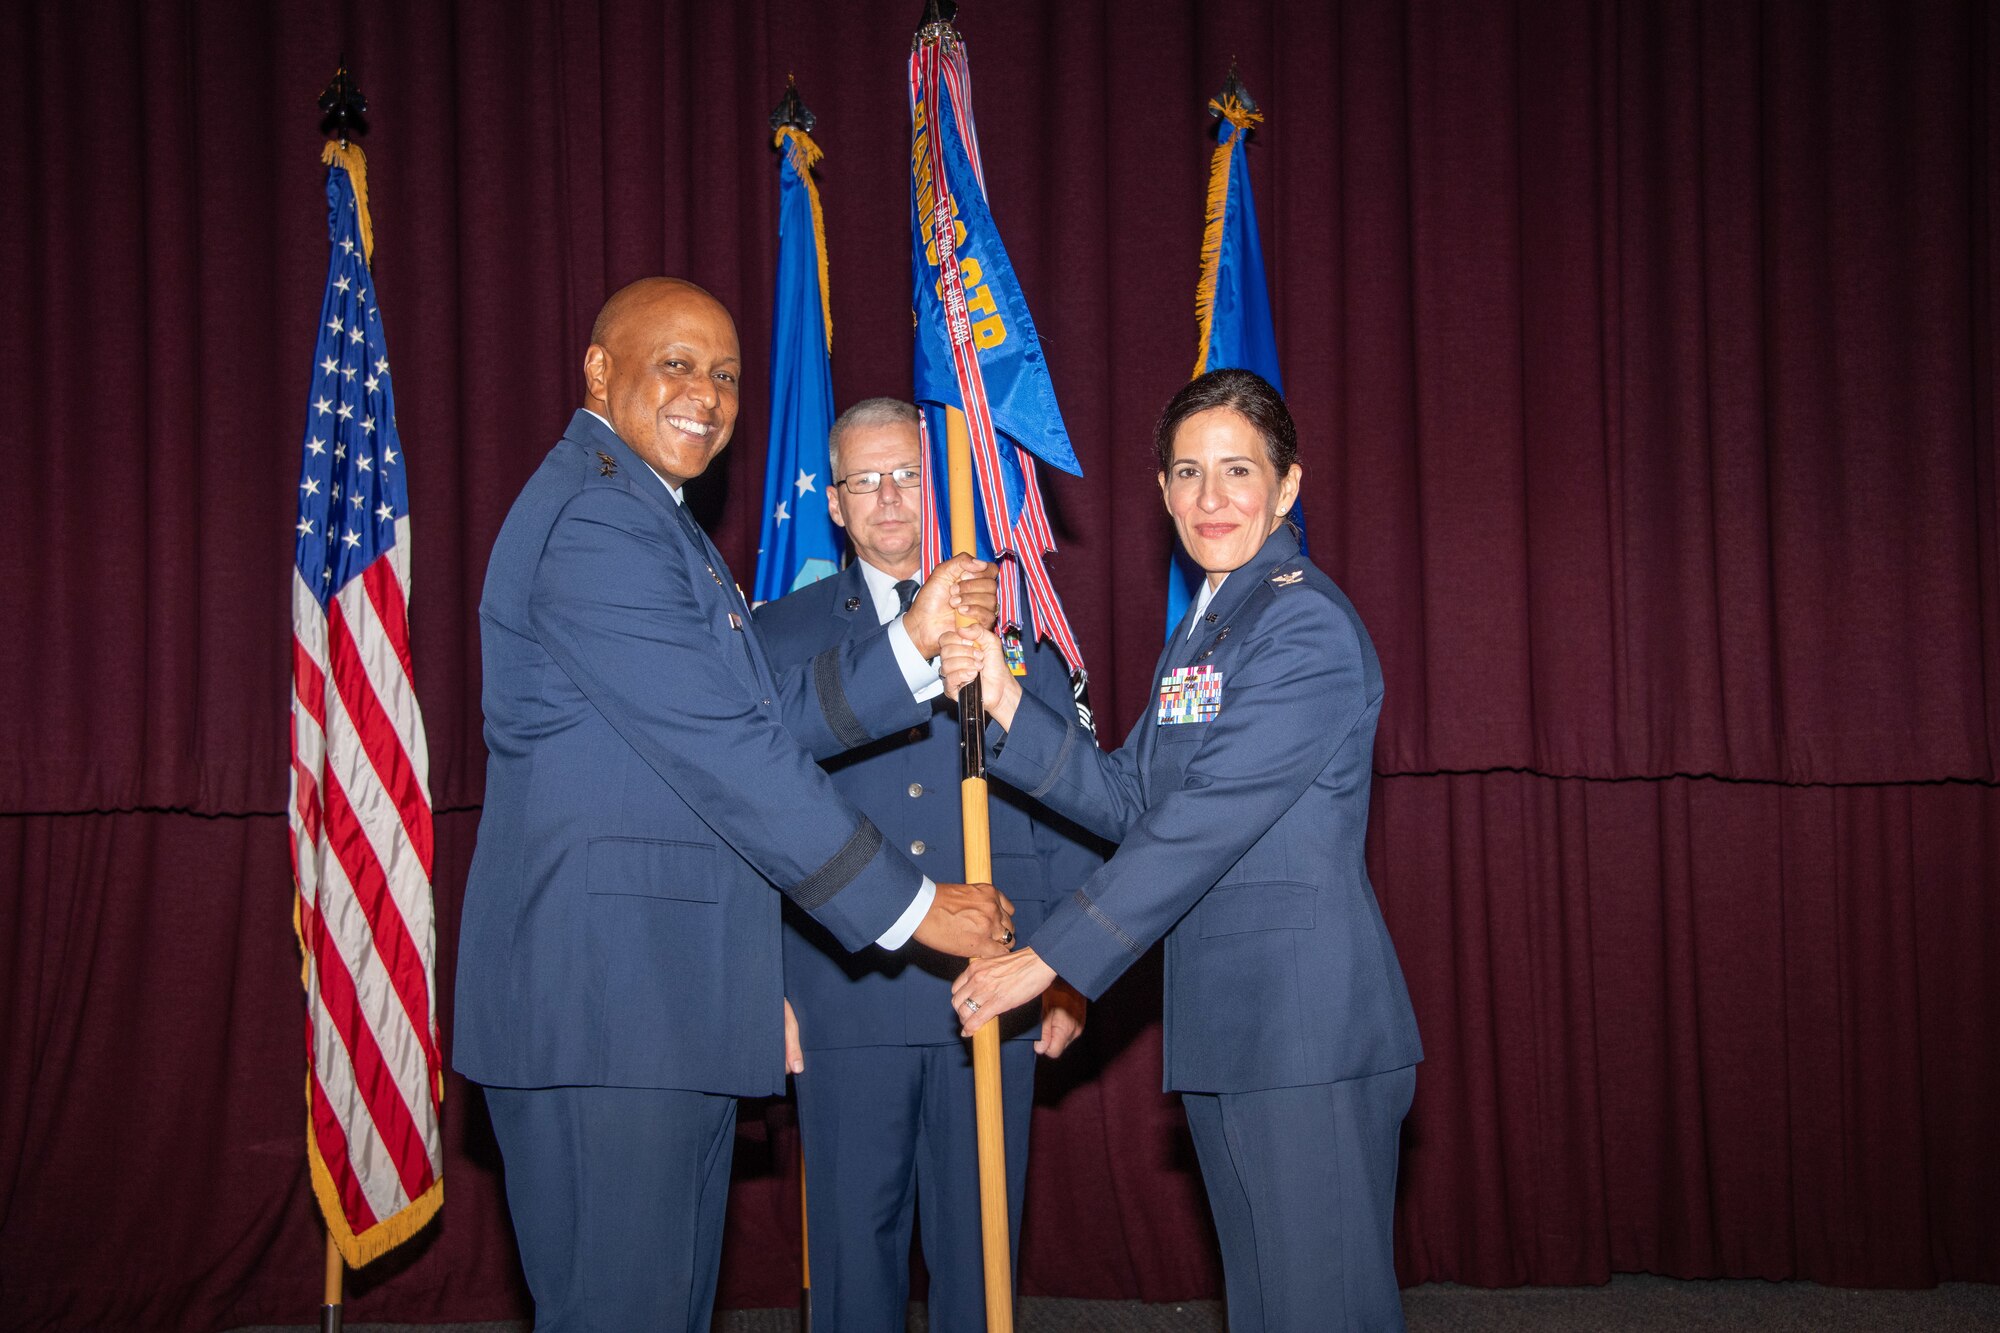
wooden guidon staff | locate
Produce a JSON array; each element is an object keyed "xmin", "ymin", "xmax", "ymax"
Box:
[
  {"xmin": 945, "ymin": 406, "xmax": 1014, "ymax": 1333},
  {"xmin": 322, "ymin": 1234, "xmax": 343, "ymax": 1332}
]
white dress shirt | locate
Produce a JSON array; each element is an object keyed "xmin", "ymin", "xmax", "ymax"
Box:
[{"xmin": 1187, "ymin": 572, "xmax": 1225, "ymax": 638}]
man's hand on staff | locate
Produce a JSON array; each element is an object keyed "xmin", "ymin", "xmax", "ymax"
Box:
[
  {"xmin": 903, "ymin": 554, "xmax": 999, "ymax": 658},
  {"xmin": 952, "ymin": 947, "xmax": 1059, "ymax": 1035},
  {"xmin": 913, "ymin": 880, "xmax": 1017, "ymax": 958}
]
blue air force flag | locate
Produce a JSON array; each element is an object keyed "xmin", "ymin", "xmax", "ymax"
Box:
[
  {"xmin": 755, "ymin": 120, "xmax": 844, "ymax": 603},
  {"xmin": 1168, "ymin": 78, "xmax": 1308, "ymax": 639}
]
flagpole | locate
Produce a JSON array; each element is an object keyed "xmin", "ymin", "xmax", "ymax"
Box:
[
  {"xmin": 946, "ymin": 404, "xmax": 1014, "ymax": 1333},
  {"xmin": 798, "ymin": 1159, "xmax": 812, "ymax": 1332},
  {"xmin": 313, "ymin": 58, "xmax": 368, "ymax": 1333},
  {"xmin": 768, "ymin": 77, "xmax": 828, "ymax": 1333},
  {"xmin": 321, "ymin": 1234, "xmax": 344, "ymax": 1333},
  {"xmin": 911, "ymin": 4, "xmax": 1081, "ymax": 1315}
]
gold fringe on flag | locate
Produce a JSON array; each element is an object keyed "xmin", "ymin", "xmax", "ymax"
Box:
[
  {"xmin": 1192, "ymin": 94, "xmax": 1263, "ymax": 378},
  {"xmin": 321, "ymin": 140, "xmax": 376, "ymax": 267},
  {"xmin": 307, "ymin": 1089, "xmax": 446, "ymax": 1267},
  {"xmin": 774, "ymin": 125, "xmax": 834, "ymax": 353},
  {"xmin": 294, "ymin": 891, "xmax": 446, "ymax": 1268}
]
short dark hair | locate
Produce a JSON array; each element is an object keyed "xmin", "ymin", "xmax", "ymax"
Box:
[{"xmin": 1153, "ymin": 368, "xmax": 1299, "ymax": 475}]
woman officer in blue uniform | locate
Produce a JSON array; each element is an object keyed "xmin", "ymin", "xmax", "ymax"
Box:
[{"xmin": 943, "ymin": 368, "xmax": 1422, "ymax": 1332}]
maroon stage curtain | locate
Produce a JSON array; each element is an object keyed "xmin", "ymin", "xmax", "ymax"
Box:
[{"xmin": 2, "ymin": 1, "xmax": 1996, "ymax": 1328}]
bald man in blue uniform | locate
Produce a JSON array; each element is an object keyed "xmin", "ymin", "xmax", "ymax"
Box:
[
  {"xmin": 454, "ymin": 282, "xmax": 1016, "ymax": 1333},
  {"xmin": 755, "ymin": 398, "xmax": 1102, "ymax": 1331}
]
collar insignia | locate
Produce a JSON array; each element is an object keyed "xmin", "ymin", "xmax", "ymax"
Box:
[
  {"xmin": 595, "ymin": 451, "xmax": 618, "ymax": 477},
  {"xmin": 1269, "ymin": 568, "xmax": 1305, "ymax": 587}
]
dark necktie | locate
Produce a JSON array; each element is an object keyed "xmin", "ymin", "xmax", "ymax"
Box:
[
  {"xmin": 894, "ymin": 578, "xmax": 919, "ymax": 617},
  {"xmin": 670, "ymin": 497, "xmax": 739, "ymax": 610}
]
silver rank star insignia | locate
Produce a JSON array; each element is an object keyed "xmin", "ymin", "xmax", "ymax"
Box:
[{"xmin": 1270, "ymin": 569, "xmax": 1304, "ymax": 587}]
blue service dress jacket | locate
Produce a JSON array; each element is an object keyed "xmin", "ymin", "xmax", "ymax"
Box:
[
  {"xmin": 989, "ymin": 525, "xmax": 1422, "ymax": 1093},
  {"xmin": 755, "ymin": 561, "xmax": 1104, "ymax": 1049},
  {"xmin": 455, "ymin": 411, "xmax": 936, "ymax": 1098}
]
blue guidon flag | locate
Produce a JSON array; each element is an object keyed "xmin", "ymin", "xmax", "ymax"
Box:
[
  {"xmin": 908, "ymin": 10, "xmax": 1086, "ymax": 675},
  {"xmin": 755, "ymin": 86, "xmax": 846, "ymax": 603},
  {"xmin": 1167, "ymin": 70, "xmax": 1307, "ymax": 640},
  {"xmin": 289, "ymin": 140, "xmax": 444, "ymax": 1266}
]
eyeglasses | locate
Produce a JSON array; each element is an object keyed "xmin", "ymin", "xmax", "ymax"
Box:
[{"xmin": 835, "ymin": 467, "xmax": 922, "ymax": 494}]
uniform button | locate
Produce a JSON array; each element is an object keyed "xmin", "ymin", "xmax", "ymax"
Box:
[
  {"xmin": 761, "ymin": 698, "xmax": 772, "ymax": 707},
  {"xmin": 910, "ymin": 840, "xmax": 926, "ymax": 856},
  {"xmin": 907, "ymin": 783, "xmax": 924, "ymax": 798}
]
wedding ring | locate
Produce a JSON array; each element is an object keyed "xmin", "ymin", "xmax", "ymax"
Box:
[
  {"xmin": 1001, "ymin": 929, "xmax": 1015, "ymax": 947},
  {"xmin": 964, "ymin": 998, "xmax": 981, "ymax": 1013}
]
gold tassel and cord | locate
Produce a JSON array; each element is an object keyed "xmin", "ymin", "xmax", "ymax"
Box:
[
  {"xmin": 320, "ymin": 140, "xmax": 375, "ymax": 267},
  {"xmin": 774, "ymin": 126, "xmax": 834, "ymax": 354},
  {"xmin": 1191, "ymin": 94, "xmax": 1263, "ymax": 378}
]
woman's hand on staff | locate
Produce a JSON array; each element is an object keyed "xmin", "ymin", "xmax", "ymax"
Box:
[
  {"xmin": 952, "ymin": 947, "xmax": 1058, "ymax": 1035},
  {"xmin": 940, "ymin": 625, "xmax": 1023, "ymax": 729}
]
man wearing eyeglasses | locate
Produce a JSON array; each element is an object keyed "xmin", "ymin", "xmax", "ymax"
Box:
[{"xmin": 755, "ymin": 398, "xmax": 1103, "ymax": 1330}]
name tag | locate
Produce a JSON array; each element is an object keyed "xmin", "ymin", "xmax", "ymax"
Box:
[{"xmin": 1157, "ymin": 664, "xmax": 1222, "ymax": 725}]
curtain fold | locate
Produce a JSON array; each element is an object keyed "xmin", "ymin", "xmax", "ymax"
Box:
[
  {"xmin": 3, "ymin": 0, "xmax": 1993, "ymax": 813},
  {"xmin": 3, "ymin": 0, "xmax": 1996, "ymax": 1327},
  {"xmin": 4, "ymin": 778, "xmax": 1993, "ymax": 1327}
]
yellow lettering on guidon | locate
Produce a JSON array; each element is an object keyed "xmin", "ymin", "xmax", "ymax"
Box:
[{"xmin": 912, "ymin": 91, "xmax": 1007, "ymax": 350}]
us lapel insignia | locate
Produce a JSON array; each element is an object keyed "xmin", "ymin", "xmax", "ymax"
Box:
[
  {"xmin": 595, "ymin": 451, "xmax": 618, "ymax": 477},
  {"xmin": 1270, "ymin": 568, "xmax": 1304, "ymax": 587}
]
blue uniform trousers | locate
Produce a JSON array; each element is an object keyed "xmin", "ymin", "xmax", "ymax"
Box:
[
  {"xmin": 796, "ymin": 1040, "xmax": 1035, "ymax": 1332},
  {"xmin": 483, "ymin": 1085, "xmax": 739, "ymax": 1333},
  {"xmin": 1181, "ymin": 1064, "xmax": 1416, "ymax": 1333}
]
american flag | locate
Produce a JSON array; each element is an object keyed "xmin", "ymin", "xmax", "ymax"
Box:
[{"xmin": 289, "ymin": 142, "xmax": 443, "ymax": 1266}]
